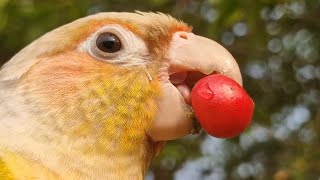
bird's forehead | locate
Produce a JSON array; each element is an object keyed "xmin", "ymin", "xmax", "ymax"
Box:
[
  {"xmin": 32, "ymin": 11, "xmax": 191, "ymax": 56},
  {"xmin": 83, "ymin": 12, "xmax": 191, "ymax": 37}
]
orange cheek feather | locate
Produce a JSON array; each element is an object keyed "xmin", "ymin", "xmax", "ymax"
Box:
[{"xmin": 20, "ymin": 51, "xmax": 119, "ymax": 106}]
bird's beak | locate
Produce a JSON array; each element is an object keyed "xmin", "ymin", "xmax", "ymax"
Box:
[
  {"xmin": 168, "ymin": 31, "xmax": 242, "ymax": 85},
  {"xmin": 149, "ymin": 31, "xmax": 242, "ymax": 141}
]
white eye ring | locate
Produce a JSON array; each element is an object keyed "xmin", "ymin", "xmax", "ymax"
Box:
[{"xmin": 79, "ymin": 24, "xmax": 149, "ymax": 67}]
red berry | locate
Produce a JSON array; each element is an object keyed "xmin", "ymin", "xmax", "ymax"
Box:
[{"xmin": 191, "ymin": 74, "xmax": 254, "ymax": 138}]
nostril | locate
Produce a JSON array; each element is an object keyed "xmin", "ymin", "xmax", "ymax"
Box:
[
  {"xmin": 173, "ymin": 31, "xmax": 193, "ymax": 41},
  {"xmin": 179, "ymin": 33, "xmax": 188, "ymax": 40}
]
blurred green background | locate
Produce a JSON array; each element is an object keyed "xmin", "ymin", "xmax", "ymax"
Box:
[{"xmin": 0, "ymin": 0, "xmax": 319, "ymax": 179}]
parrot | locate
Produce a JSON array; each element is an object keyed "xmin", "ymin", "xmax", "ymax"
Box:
[{"xmin": 0, "ymin": 12, "xmax": 242, "ymax": 179}]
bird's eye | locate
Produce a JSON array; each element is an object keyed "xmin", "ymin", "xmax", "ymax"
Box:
[
  {"xmin": 96, "ymin": 32, "xmax": 122, "ymax": 53},
  {"xmin": 85, "ymin": 25, "xmax": 148, "ymax": 65}
]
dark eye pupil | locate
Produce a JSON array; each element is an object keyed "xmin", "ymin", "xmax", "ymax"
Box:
[{"xmin": 96, "ymin": 33, "xmax": 121, "ymax": 53}]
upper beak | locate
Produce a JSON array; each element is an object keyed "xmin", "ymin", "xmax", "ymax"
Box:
[
  {"xmin": 168, "ymin": 31, "xmax": 242, "ymax": 85},
  {"xmin": 148, "ymin": 31, "xmax": 242, "ymax": 142}
]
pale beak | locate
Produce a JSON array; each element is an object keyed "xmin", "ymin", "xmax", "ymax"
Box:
[
  {"xmin": 168, "ymin": 31, "xmax": 242, "ymax": 85},
  {"xmin": 149, "ymin": 31, "xmax": 242, "ymax": 141}
]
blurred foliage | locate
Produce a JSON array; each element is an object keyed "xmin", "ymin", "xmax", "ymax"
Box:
[{"xmin": 1, "ymin": 0, "xmax": 320, "ymax": 179}]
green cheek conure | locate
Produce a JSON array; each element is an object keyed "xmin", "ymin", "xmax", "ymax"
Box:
[{"xmin": 0, "ymin": 12, "xmax": 243, "ymax": 179}]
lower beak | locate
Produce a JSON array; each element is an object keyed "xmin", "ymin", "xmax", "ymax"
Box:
[{"xmin": 149, "ymin": 31, "xmax": 242, "ymax": 141}]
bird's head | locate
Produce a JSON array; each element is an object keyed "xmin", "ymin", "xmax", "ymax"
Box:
[{"xmin": 0, "ymin": 12, "xmax": 242, "ymax": 177}]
